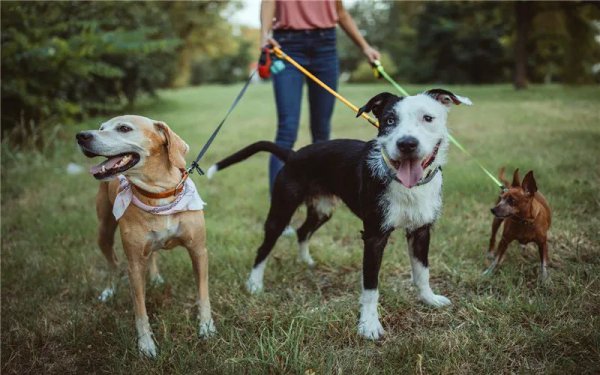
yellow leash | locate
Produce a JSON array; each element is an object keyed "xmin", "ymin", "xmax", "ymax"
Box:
[{"xmin": 272, "ymin": 47, "xmax": 379, "ymax": 128}]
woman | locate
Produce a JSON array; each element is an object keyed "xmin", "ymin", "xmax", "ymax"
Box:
[{"xmin": 260, "ymin": 0, "xmax": 381, "ymax": 196}]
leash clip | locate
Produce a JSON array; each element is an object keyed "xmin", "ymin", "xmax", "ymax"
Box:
[{"xmin": 187, "ymin": 161, "xmax": 205, "ymax": 176}]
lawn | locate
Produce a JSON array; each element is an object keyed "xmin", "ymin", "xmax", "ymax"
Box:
[{"xmin": 2, "ymin": 83, "xmax": 599, "ymax": 374}]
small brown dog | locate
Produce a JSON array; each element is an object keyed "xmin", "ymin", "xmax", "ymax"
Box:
[
  {"xmin": 76, "ymin": 115, "xmax": 215, "ymax": 358},
  {"xmin": 485, "ymin": 168, "xmax": 552, "ymax": 280}
]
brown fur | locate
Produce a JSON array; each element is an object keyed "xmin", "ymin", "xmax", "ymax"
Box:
[{"xmin": 486, "ymin": 168, "xmax": 552, "ymax": 280}]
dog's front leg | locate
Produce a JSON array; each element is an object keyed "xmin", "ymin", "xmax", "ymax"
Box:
[
  {"xmin": 358, "ymin": 229, "xmax": 391, "ymax": 340},
  {"xmin": 406, "ymin": 225, "xmax": 451, "ymax": 307},
  {"xmin": 186, "ymin": 243, "xmax": 216, "ymax": 338},
  {"xmin": 124, "ymin": 244, "xmax": 157, "ymax": 358}
]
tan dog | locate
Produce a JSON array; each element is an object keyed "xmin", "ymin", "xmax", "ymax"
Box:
[{"xmin": 76, "ymin": 115, "xmax": 215, "ymax": 358}]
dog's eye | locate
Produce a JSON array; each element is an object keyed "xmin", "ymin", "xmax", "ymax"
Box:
[
  {"xmin": 423, "ymin": 115, "xmax": 434, "ymax": 123},
  {"xmin": 506, "ymin": 197, "xmax": 514, "ymax": 205},
  {"xmin": 386, "ymin": 118, "xmax": 395, "ymax": 125},
  {"xmin": 117, "ymin": 125, "xmax": 132, "ymax": 133}
]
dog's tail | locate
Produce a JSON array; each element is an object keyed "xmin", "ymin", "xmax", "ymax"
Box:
[
  {"xmin": 498, "ymin": 166, "xmax": 510, "ymax": 188},
  {"xmin": 207, "ymin": 141, "xmax": 293, "ymax": 179}
]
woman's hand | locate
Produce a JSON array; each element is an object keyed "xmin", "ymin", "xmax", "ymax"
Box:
[
  {"xmin": 362, "ymin": 45, "xmax": 381, "ymax": 63},
  {"xmin": 261, "ymin": 34, "xmax": 280, "ymax": 49}
]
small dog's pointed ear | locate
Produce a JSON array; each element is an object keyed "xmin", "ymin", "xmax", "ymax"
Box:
[
  {"xmin": 511, "ymin": 168, "xmax": 521, "ymax": 188},
  {"xmin": 155, "ymin": 121, "xmax": 189, "ymax": 170},
  {"xmin": 357, "ymin": 92, "xmax": 397, "ymax": 118},
  {"xmin": 522, "ymin": 171, "xmax": 538, "ymax": 196},
  {"xmin": 424, "ymin": 89, "xmax": 472, "ymax": 107}
]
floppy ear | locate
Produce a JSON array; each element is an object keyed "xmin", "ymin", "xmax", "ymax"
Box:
[
  {"xmin": 424, "ymin": 88, "xmax": 472, "ymax": 107},
  {"xmin": 356, "ymin": 92, "xmax": 398, "ymax": 118},
  {"xmin": 154, "ymin": 121, "xmax": 189, "ymax": 170},
  {"xmin": 521, "ymin": 171, "xmax": 537, "ymax": 196},
  {"xmin": 511, "ymin": 168, "xmax": 521, "ymax": 188}
]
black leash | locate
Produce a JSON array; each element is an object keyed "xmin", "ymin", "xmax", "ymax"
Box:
[{"xmin": 187, "ymin": 70, "xmax": 257, "ymax": 176}]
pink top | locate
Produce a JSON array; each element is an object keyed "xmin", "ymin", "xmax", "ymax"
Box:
[{"xmin": 273, "ymin": 0, "xmax": 338, "ymax": 30}]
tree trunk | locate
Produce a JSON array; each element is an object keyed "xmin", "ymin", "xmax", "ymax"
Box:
[{"xmin": 514, "ymin": 2, "xmax": 533, "ymax": 90}]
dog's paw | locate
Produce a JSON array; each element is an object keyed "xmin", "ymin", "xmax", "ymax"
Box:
[
  {"xmin": 245, "ymin": 277, "xmax": 263, "ymax": 294},
  {"xmin": 198, "ymin": 319, "xmax": 217, "ymax": 338},
  {"xmin": 358, "ymin": 318, "xmax": 385, "ymax": 340},
  {"xmin": 98, "ymin": 286, "xmax": 115, "ymax": 302},
  {"xmin": 420, "ymin": 292, "xmax": 452, "ymax": 308},
  {"xmin": 482, "ymin": 266, "xmax": 495, "ymax": 277},
  {"xmin": 138, "ymin": 333, "xmax": 158, "ymax": 359},
  {"xmin": 150, "ymin": 274, "xmax": 165, "ymax": 286},
  {"xmin": 297, "ymin": 254, "xmax": 316, "ymax": 268}
]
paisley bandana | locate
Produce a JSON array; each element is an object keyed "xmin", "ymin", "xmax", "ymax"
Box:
[{"xmin": 112, "ymin": 175, "xmax": 205, "ymax": 220}]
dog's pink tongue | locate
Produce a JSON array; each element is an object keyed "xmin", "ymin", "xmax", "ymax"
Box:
[
  {"xmin": 89, "ymin": 156, "xmax": 122, "ymax": 175},
  {"xmin": 396, "ymin": 159, "xmax": 424, "ymax": 188}
]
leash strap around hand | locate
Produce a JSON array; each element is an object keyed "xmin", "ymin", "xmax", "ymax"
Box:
[
  {"xmin": 372, "ymin": 61, "xmax": 505, "ymax": 190},
  {"xmin": 187, "ymin": 70, "xmax": 257, "ymax": 176}
]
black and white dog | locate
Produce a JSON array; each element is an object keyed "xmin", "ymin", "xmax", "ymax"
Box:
[{"xmin": 207, "ymin": 89, "xmax": 471, "ymax": 339}]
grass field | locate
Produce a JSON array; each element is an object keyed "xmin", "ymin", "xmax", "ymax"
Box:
[{"xmin": 2, "ymin": 83, "xmax": 600, "ymax": 374}]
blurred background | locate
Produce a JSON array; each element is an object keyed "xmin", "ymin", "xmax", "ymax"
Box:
[{"xmin": 2, "ymin": 1, "xmax": 599, "ymax": 142}]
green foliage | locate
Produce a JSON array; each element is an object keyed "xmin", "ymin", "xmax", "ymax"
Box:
[
  {"xmin": 340, "ymin": 1, "xmax": 599, "ymax": 85},
  {"xmin": 1, "ymin": 2, "xmax": 180, "ymax": 134}
]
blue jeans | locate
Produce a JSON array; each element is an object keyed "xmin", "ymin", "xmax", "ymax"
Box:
[{"xmin": 269, "ymin": 28, "xmax": 339, "ymax": 192}]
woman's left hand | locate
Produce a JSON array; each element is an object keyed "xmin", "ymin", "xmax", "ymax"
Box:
[{"xmin": 363, "ymin": 45, "xmax": 381, "ymax": 63}]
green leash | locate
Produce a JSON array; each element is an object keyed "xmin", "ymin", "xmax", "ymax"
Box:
[{"xmin": 371, "ymin": 61, "xmax": 505, "ymax": 190}]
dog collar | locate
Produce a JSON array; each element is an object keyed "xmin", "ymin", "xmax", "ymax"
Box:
[
  {"xmin": 130, "ymin": 168, "xmax": 189, "ymax": 199},
  {"xmin": 381, "ymin": 148, "xmax": 441, "ymax": 187}
]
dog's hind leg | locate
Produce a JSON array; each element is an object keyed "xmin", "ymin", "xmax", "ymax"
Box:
[
  {"xmin": 246, "ymin": 178, "xmax": 303, "ymax": 294},
  {"xmin": 296, "ymin": 196, "xmax": 336, "ymax": 267},
  {"xmin": 487, "ymin": 217, "xmax": 503, "ymax": 260},
  {"xmin": 96, "ymin": 182, "xmax": 119, "ymax": 302},
  {"xmin": 185, "ymin": 215, "xmax": 216, "ymax": 338},
  {"xmin": 148, "ymin": 252, "xmax": 164, "ymax": 286}
]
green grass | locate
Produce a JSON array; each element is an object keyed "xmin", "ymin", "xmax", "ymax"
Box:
[{"xmin": 2, "ymin": 83, "xmax": 600, "ymax": 374}]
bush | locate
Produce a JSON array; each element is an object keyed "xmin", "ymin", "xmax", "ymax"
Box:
[{"xmin": 1, "ymin": 2, "xmax": 180, "ymax": 135}]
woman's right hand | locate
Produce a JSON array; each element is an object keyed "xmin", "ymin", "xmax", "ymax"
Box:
[{"xmin": 261, "ymin": 34, "xmax": 280, "ymax": 49}]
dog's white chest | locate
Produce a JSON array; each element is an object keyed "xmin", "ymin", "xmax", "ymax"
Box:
[
  {"xmin": 380, "ymin": 173, "xmax": 443, "ymax": 231},
  {"xmin": 147, "ymin": 217, "xmax": 181, "ymax": 250}
]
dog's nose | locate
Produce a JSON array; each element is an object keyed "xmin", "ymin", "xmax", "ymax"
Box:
[
  {"xmin": 396, "ymin": 136, "xmax": 419, "ymax": 154},
  {"xmin": 490, "ymin": 208, "xmax": 496, "ymax": 215},
  {"xmin": 76, "ymin": 131, "xmax": 93, "ymax": 144}
]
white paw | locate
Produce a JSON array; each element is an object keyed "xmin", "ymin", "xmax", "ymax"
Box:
[
  {"xmin": 150, "ymin": 274, "xmax": 165, "ymax": 286},
  {"xmin": 98, "ymin": 286, "xmax": 115, "ymax": 302},
  {"xmin": 357, "ymin": 318, "xmax": 386, "ymax": 340},
  {"xmin": 198, "ymin": 319, "xmax": 217, "ymax": 338},
  {"xmin": 245, "ymin": 277, "xmax": 263, "ymax": 294},
  {"xmin": 482, "ymin": 266, "xmax": 495, "ymax": 277},
  {"xmin": 138, "ymin": 333, "xmax": 158, "ymax": 358},
  {"xmin": 298, "ymin": 254, "xmax": 316, "ymax": 268},
  {"xmin": 420, "ymin": 292, "xmax": 452, "ymax": 308}
]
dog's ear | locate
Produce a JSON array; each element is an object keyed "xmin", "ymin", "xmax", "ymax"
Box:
[
  {"xmin": 522, "ymin": 171, "xmax": 538, "ymax": 196},
  {"xmin": 154, "ymin": 121, "xmax": 189, "ymax": 170},
  {"xmin": 357, "ymin": 92, "xmax": 398, "ymax": 118},
  {"xmin": 424, "ymin": 89, "xmax": 472, "ymax": 107},
  {"xmin": 511, "ymin": 168, "xmax": 521, "ymax": 188}
]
